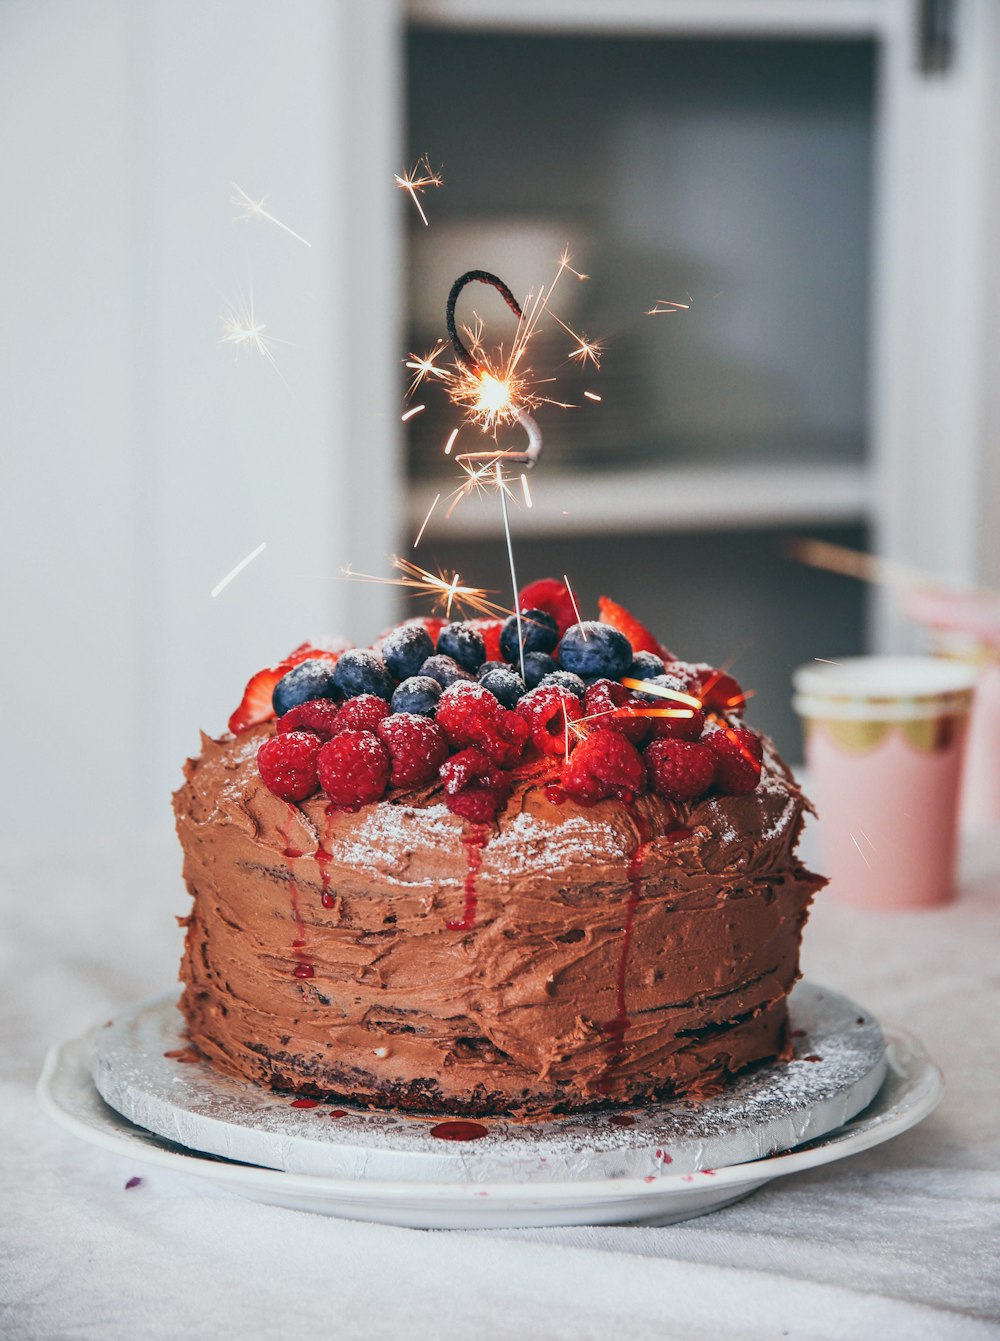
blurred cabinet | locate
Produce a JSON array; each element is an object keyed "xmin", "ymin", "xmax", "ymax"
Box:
[{"xmin": 357, "ymin": 0, "xmax": 998, "ymax": 749}]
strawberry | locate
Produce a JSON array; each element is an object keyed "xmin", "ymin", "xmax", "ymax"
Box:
[
  {"xmin": 517, "ymin": 578, "xmax": 578, "ymax": 637},
  {"xmin": 597, "ymin": 596, "xmax": 671, "ymax": 660},
  {"xmin": 228, "ymin": 645, "xmax": 341, "ymax": 735},
  {"xmin": 699, "ymin": 669, "xmax": 748, "ymax": 717}
]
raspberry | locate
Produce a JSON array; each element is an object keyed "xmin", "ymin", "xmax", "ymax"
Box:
[
  {"xmin": 517, "ymin": 578, "xmax": 578, "ymax": 636},
  {"xmin": 517, "ymin": 684, "xmax": 582, "ymax": 756},
  {"xmin": 561, "ymin": 733, "xmax": 646, "ymax": 805},
  {"xmin": 436, "ymin": 682, "xmax": 528, "ymax": 767},
  {"xmin": 699, "ymin": 669, "xmax": 748, "ymax": 717},
  {"xmin": 439, "ymin": 747, "xmax": 512, "ymax": 822},
  {"xmin": 582, "ymin": 679, "xmax": 650, "ymax": 746},
  {"xmin": 334, "ymin": 693, "xmax": 390, "ymax": 735},
  {"xmin": 316, "ymin": 730, "xmax": 390, "ymax": 807},
  {"xmin": 257, "ymin": 731, "xmax": 321, "ymax": 802},
  {"xmin": 276, "ymin": 698, "xmax": 342, "ymax": 740},
  {"xmin": 660, "ymin": 660, "xmax": 706, "ymax": 696},
  {"xmin": 706, "ymin": 726, "xmax": 763, "ymax": 794},
  {"xmin": 376, "ymin": 714, "xmax": 448, "ymax": 788},
  {"xmin": 645, "ymin": 738, "xmax": 716, "ymax": 802}
]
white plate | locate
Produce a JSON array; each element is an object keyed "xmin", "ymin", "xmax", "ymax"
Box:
[
  {"xmin": 88, "ymin": 983, "xmax": 887, "ymax": 1182},
  {"xmin": 39, "ymin": 1014, "xmax": 941, "ymax": 1229}
]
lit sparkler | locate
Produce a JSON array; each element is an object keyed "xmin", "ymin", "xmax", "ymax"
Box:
[
  {"xmin": 231, "ymin": 182, "xmax": 312, "ymax": 248},
  {"xmin": 219, "ymin": 288, "xmax": 286, "ymax": 385},
  {"xmin": 342, "ymin": 558, "xmax": 510, "ymax": 621},
  {"xmin": 394, "ymin": 154, "xmax": 443, "ymax": 227}
]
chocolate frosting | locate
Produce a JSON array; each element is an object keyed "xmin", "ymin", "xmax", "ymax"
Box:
[{"xmin": 174, "ymin": 726, "xmax": 824, "ymax": 1117}]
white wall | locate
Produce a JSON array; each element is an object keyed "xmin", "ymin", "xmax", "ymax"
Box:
[{"xmin": 0, "ymin": 0, "xmax": 402, "ymax": 843}]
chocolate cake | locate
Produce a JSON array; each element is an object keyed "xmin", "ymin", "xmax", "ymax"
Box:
[{"xmin": 174, "ymin": 585, "xmax": 824, "ymax": 1118}]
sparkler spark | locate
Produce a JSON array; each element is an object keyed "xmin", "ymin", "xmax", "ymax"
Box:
[
  {"xmin": 583, "ymin": 390, "xmax": 602, "ymax": 402},
  {"xmin": 394, "ymin": 154, "xmax": 443, "ymax": 227},
  {"xmin": 210, "ymin": 541, "xmax": 267, "ymax": 598},
  {"xmin": 646, "ymin": 298, "xmax": 690, "ymax": 316},
  {"xmin": 219, "ymin": 289, "xmax": 289, "ymax": 388},
  {"xmin": 401, "ymin": 405, "xmax": 425, "ymax": 422},
  {"xmin": 231, "ymin": 182, "xmax": 312, "ymax": 248},
  {"xmin": 343, "ymin": 558, "xmax": 509, "ymax": 621},
  {"xmin": 413, "ymin": 493, "xmax": 440, "ymax": 549}
]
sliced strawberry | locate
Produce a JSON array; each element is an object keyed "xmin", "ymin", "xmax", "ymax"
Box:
[
  {"xmin": 228, "ymin": 644, "xmax": 342, "ymax": 735},
  {"xmin": 598, "ymin": 596, "xmax": 672, "ymax": 659},
  {"xmin": 699, "ymin": 669, "xmax": 748, "ymax": 717},
  {"xmin": 518, "ymin": 578, "xmax": 578, "ymax": 637},
  {"xmin": 469, "ymin": 618, "xmax": 504, "ymax": 663}
]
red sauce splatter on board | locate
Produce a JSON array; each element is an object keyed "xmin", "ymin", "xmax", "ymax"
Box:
[
  {"xmin": 429, "ymin": 1120, "xmax": 489, "ymax": 1142},
  {"xmin": 328, "ymin": 1109, "xmax": 348, "ymax": 1119},
  {"xmin": 609, "ymin": 1114, "xmax": 636, "ymax": 1127},
  {"xmin": 803, "ymin": 1054, "xmax": 822, "ymax": 1063},
  {"xmin": 290, "ymin": 1098, "xmax": 319, "ymax": 1109},
  {"xmin": 447, "ymin": 826, "xmax": 488, "ymax": 931}
]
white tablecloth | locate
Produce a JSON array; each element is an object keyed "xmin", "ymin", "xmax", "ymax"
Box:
[{"xmin": 2, "ymin": 830, "xmax": 999, "ymax": 1340}]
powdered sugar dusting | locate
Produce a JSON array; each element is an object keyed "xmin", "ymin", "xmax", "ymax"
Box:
[
  {"xmin": 325, "ymin": 801, "xmax": 461, "ymax": 883},
  {"xmin": 485, "ymin": 810, "xmax": 631, "ymax": 875}
]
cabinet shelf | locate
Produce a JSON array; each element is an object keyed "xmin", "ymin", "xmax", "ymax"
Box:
[{"xmin": 407, "ymin": 461, "xmax": 871, "ymax": 539}]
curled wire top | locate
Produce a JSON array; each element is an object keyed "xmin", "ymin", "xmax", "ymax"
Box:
[{"xmin": 446, "ymin": 270, "xmax": 523, "ymax": 376}]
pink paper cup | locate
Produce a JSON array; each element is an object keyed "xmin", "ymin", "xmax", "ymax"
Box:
[{"xmin": 793, "ymin": 657, "xmax": 977, "ymax": 909}]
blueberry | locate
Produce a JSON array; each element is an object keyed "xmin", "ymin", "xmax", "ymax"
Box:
[
  {"xmin": 522, "ymin": 651, "xmax": 558, "ymax": 689},
  {"xmin": 272, "ymin": 659, "xmax": 339, "ymax": 716},
  {"xmin": 479, "ymin": 666, "xmax": 526, "ymax": 708},
  {"xmin": 436, "ymin": 621, "xmax": 487, "ymax": 672},
  {"xmin": 381, "ymin": 624, "xmax": 435, "ymax": 681},
  {"xmin": 633, "ymin": 672, "xmax": 690, "ymax": 704},
  {"xmin": 499, "ymin": 608, "xmax": 559, "ymax": 663},
  {"xmin": 557, "ymin": 621, "xmax": 632, "ymax": 681},
  {"xmin": 419, "ymin": 654, "xmax": 474, "ymax": 689},
  {"xmin": 331, "ymin": 649, "xmax": 394, "ymax": 701},
  {"xmin": 626, "ymin": 651, "xmax": 666, "ymax": 683},
  {"xmin": 476, "ymin": 660, "xmax": 508, "ymax": 681},
  {"xmin": 391, "ymin": 675, "xmax": 442, "ymax": 717},
  {"xmin": 539, "ymin": 669, "xmax": 586, "ymax": 699}
]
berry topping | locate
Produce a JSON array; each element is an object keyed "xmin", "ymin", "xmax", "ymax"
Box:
[
  {"xmin": 257, "ymin": 732, "xmax": 321, "ymax": 803},
  {"xmin": 476, "ymin": 660, "xmax": 508, "ymax": 680},
  {"xmin": 645, "ymin": 738, "xmax": 717, "ymax": 801},
  {"xmin": 435, "ymin": 682, "xmax": 529, "ymax": 767},
  {"xmin": 272, "ymin": 659, "xmax": 340, "ymax": 717},
  {"xmin": 335, "ymin": 693, "xmax": 391, "ymax": 735},
  {"xmin": 380, "ymin": 624, "xmax": 435, "ymax": 681},
  {"xmin": 391, "ymin": 675, "xmax": 442, "ymax": 718},
  {"xmin": 626, "ymin": 650, "xmax": 666, "ymax": 682},
  {"xmin": 436, "ymin": 622, "xmax": 487, "ymax": 673},
  {"xmin": 276, "ymin": 699, "xmax": 342, "ymax": 740},
  {"xmin": 699, "ymin": 669, "xmax": 748, "ymax": 717},
  {"xmin": 517, "ymin": 684, "xmax": 583, "ymax": 755},
  {"xmin": 522, "ymin": 651, "xmax": 559, "ymax": 689},
  {"xmin": 439, "ymin": 747, "xmax": 512, "ymax": 823},
  {"xmin": 230, "ymin": 666, "xmax": 286, "ymax": 735},
  {"xmin": 557, "ymin": 621, "xmax": 633, "ymax": 682},
  {"xmin": 419, "ymin": 654, "xmax": 475, "ymax": 689},
  {"xmin": 598, "ymin": 595, "xmax": 669, "ymax": 659},
  {"xmin": 376, "ymin": 714, "xmax": 448, "ymax": 788},
  {"xmin": 500, "ymin": 608, "xmax": 559, "ymax": 663},
  {"xmin": 631, "ymin": 674, "xmax": 706, "ymax": 741},
  {"xmin": 468, "ymin": 618, "xmax": 504, "ymax": 662},
  {"xmin": 582, "ymin": 679, "xmax": 650, "ymax": 745},
  {"xmin": 705, "ymin": 726, "xmax": 763, "ymax": 794},
  {"xmin": 661, "ymin": 660, "xmax": 708, "ymax": 695},
  {"xmin": 331, "ymin": 650, "xmax": 394, "ymax": 702},
  {"xmin": 478, "ymin": 665, "xmax": 526, "ymax": 709},
  {"xmin": 561, "ymin": 732, "xmax": 646, "ymax": 805},
  {"xmin": 316, "ymin": 730, "xmax": 390, "ymax": 807},
  {"xmin": 538, "ymin": 669, "xmax": 586, "ymax": 699},
  {"xmin": 517, "ymin": 578, "xmax": 578, "ymax": 636}
]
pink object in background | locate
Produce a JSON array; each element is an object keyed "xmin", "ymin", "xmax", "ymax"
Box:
[
  {"xmin": 793, "ymin": 657, "xmax": 977, "ymax": 909},
  {"xmin": 903, "ymin": 588, "xmax": 1000, "ymax": 831}
]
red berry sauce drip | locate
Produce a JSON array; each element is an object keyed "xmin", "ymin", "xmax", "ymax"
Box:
[
  {"xmin": 290, "ymin": 1097, "xmax": 319, "ymax": 1109},
  {"xmin": 429, "ymin": 1120, "xmax": 489, "ymax": 1142},
  {"xmin": 447, "ymin": 825, "xmax": 488, "ymax": 932},
  {"xmin": 545, "ymin": 783, "xmax": 567, "ymax": 806},
  {"xmin": 666, "ymin": 825, "xmax": 692, "ymax": 843},
  {"xmin": 597, "ymin": 804, "xmax": 651, "ymax": 1096},
  {"xmin": 317, "ymin": 809, "xmax": 336, "ymax": 909},
  {"xmin": 328, "ymin": 1109, "xmax": 348, "ymax": 1119},
  {"xmin": 282, "ymin": 805, "xmax": 314, "ymax": 980}
]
